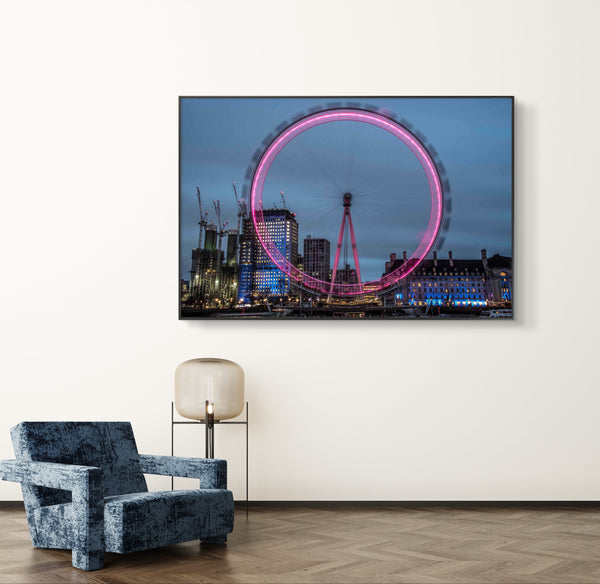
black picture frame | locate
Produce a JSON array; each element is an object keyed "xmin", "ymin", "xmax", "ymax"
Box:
[{"xmin": 179, "ymin": 96, "xmax": 514, "ymax": 320}]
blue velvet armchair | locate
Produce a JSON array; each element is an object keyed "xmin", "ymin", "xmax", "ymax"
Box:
[{"xmin": 0, "ymin": 422, "xmax": 234, "ymax": 571}]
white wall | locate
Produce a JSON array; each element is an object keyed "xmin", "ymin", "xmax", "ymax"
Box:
[{"xmin": 1, "ymin": 0, "xmax": 599, "ymax": 502}]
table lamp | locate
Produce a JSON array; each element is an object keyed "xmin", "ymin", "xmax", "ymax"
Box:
[{"xmin": 174, "ymin": 358, "xmax": 245, "ymax": 458}]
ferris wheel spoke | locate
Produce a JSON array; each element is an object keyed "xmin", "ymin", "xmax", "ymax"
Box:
[{"xmin": 280, "ymin": 139, "xmax": 346, "ymax": 195}]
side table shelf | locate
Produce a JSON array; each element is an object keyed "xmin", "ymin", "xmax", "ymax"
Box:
[{"xmin": 170, "ymin": 401, "xmax": 248, "ymax": 514}]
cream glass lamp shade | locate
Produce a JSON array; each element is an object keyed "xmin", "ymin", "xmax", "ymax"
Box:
[{"xmin": 175, "ymin": 358, "xmax": 245, "ymax": 421}]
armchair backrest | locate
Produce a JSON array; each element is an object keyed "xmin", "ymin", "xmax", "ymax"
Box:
[{"xmin": 11, "ymin": 422, "xmax": 148, "ymax": 509}]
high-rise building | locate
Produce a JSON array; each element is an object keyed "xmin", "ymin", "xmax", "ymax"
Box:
[
  {"xmin": 303, "ymin": 236, "xmax": 330, "ymax": 284},
  {"xmin": 334, "ymin": 264, "xmax": 358, "ymax": 285},
  {"xmin": 225, "ymin": 229, "xmax": 239, "ymax": 266},
  {"xmin": 189, "ymin": 224, "xmax": 240, "ymax": 308},
  {"xmin": 238, "ymin": 209, "xmax": 298, "ymax": 303},
  {"xmin": 203, "ymin": 223, "xmax": 218, "ymax": 251},
  {"xmin": 189, "ymin": 249, "xmax": 223, "ymax": 305},
  {"xmin": 217, "ymin": 229, "xmax": 240, "ymax": 307}
]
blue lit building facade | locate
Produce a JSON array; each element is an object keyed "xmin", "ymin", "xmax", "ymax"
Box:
[
  {"xmin": 383, "ymin": 250, "xmax": 512, "ymax": 307},
  {"xmin": 238, "ymin": 209, "xmax": 299, "ymax": 304}
]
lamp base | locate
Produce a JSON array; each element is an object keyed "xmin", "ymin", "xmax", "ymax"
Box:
[{"xmin": 205, "ymin": 400, "xmax": 214, "ymax": 458}]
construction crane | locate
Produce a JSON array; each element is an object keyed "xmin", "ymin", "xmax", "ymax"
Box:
[
  {"xmin": 232, "ymin": 182, "xmax": 247, "ymax": 234},
  {"xmin": 195, "ymin": 187, "xmax": 209, "ymax": 248},
  {"xmin": 280, "ymin": 190, "xmax": 287, "ymax": 209},
  {"xmin": 212, "ymin": 200, "xmax": 228, "ymax": 252}
]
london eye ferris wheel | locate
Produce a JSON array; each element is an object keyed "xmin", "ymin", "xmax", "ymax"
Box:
[{"xmin": 241, "ymin": 102, "xmax": 451, "ymax": 298}]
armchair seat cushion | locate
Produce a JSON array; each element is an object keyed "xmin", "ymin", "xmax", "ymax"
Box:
[
  {"xmin": 33, "ymin": 489, "xmax": 234, "ymax": 554},
  {"xmin": 105, "ymin": 489, "xmax": 234, "ymax": 553}
]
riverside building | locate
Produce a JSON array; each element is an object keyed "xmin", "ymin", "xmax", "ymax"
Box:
[{"xmin": 382, "ymin": 250, "xmax": 512, "ymax": 307}]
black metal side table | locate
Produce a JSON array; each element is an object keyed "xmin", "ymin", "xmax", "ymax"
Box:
[{"xmin": 170, "ymin": 401, "xmax": 248, "ymax": 514}]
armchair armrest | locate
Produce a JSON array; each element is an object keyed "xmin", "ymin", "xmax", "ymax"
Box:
[
  {"xmin": 0, "ymin": 459, "xmax": 102, "ymax": 490},
  {"xmin": 139, "ymin": 454, "xmax": 227, "ymax": 489},
  {"xmin": 0, "ymin": 459, "xmax": 104, "ymax": 571}
]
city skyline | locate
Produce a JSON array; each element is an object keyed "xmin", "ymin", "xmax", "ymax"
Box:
[{"xmin": 180, "ymin": 97, "xmax": 512, "ymax": 286}]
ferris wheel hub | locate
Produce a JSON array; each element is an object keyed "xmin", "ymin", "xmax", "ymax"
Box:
[{"xmin": 342, "ymin": 192, "xmax": 353, "ymax": 207}]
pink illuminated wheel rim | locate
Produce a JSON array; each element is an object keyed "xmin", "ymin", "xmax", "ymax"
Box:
[{"xmin": 247, "ymin": 107, "xmax": 448, "ymax": 297}]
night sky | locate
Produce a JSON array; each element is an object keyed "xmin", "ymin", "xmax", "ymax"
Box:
[{"xmin": 180, "ymin": 97, "xmax": 512, "ymax": 283}]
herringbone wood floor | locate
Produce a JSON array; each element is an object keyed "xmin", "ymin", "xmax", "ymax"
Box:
[{"xmin": 2, "ymin": 506, "xmax": 600, "ymax": 583}]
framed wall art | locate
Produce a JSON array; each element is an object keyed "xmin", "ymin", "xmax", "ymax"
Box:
[{"xmin": 179, "ymin": 96, "xmax": 513, "ymax": 319}]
